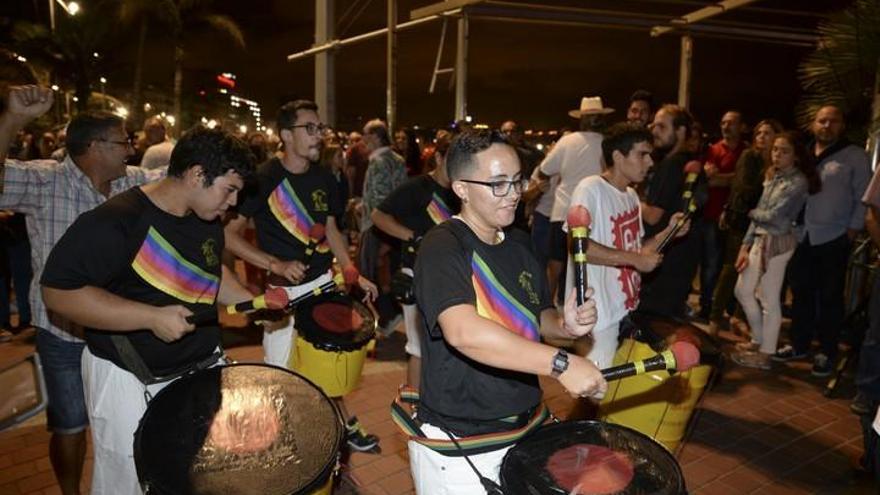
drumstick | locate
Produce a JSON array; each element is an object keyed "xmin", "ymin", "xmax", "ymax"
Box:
[
  {"xmin": 185, "ymin": 288, "xmax": 289, "ymax": 324},
  {"xmin": 601, "ymin": 341, "xmax": 699, "ymax": 381},
  {"xmin": 567, "ymin": 205, "xmax": 592, "ymax": 306},
  {"xmin": 304, "ymin": 223, "xmax": 326, "ymax": 259},
  {"xmin": 655, "ymin": 200, "xmax": 696, "ymax": 254},
  {"xmin": 285, "ymin": 272, "xmax": 345, "ymax": 308}
]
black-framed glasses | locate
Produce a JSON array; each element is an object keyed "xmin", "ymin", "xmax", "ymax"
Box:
[
  {"xmin": 459, "ymin": 178, "xmax": 528, "ymax": 197},
  {"xmin": 287, "ymin": 122, "xmax": 328, "ymax": 136}
]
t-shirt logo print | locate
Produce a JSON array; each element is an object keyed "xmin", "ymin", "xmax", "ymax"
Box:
[
  {"xmin": 426, "ymin": 193, "xmax": 453, "ymax": 225},
  {"xmin": 471, "ymin": 252, "xmax": 539, "ymax": 341},
  {"xmin": 311, "ymin": 189, "xmax": 329, "ymax": 212},
  {"xmin": 267, "ymin": 178, "xmax": 330, "ymax": 252},
  {"xmin": 201, "ymin": 238, "xmax": 219, "ymax": 267},
  {"xmin": 610, "ymin": 208, "xmax": 641, "ymax": 310},
  {"xmin": 131, "ymin": 226, "xmax": 219, "ymax": 304},
  {"xmin": 518, "ymin": 271, "xmax": 540, "ymax": 305}
]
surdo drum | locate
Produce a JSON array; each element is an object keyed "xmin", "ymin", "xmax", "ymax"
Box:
[
  {"xmin": 290, "ymin": 292, "xmax": 376, "ymax": 398},
  {"xmin": 500, "ymin": 420, "xmax": 685, "ymax": 495},
  {"xmin": 134, "ymin": 364, "xmax": 343, "ymax": 495}
]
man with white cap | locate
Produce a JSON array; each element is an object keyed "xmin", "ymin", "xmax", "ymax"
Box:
[{"xmin": 533, "ymin": 96, "xmax": 613, "ymax": 302}]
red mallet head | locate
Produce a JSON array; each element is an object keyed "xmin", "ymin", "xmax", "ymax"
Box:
[
  {"xmin": 309, "ymin": 223, "xmax": 326, "ymax": 241},
  {"xmin": 567, "ymin": 205, "xmax": 592, "ymax": 229},
  {"xmin": 684, "ymin": 160, "xmax": 702, "ymax": 175},
  {"xmin": 264, "ymin": 287, "xmax": 289, "ymax": 310},
  {"xmin": 342, "ymin": 264, "xmax": 360, "ymax": 286},
  {"xmin": 670, "ymin": 340, "xmax": 700, "ymax": 371}
]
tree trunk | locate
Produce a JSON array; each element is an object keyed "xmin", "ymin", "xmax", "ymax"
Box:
[
  {"xmin": 131, "ymin": 18, "xmax": 148, "ymax": 128},
  {"xmin": 172, "ymin": 44, "xmax": 183, "ymax": 138}
]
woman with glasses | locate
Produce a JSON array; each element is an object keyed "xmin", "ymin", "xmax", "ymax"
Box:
[{"xmin": 406, "ymin": 129, "xmax": 605, "ymax": 494}]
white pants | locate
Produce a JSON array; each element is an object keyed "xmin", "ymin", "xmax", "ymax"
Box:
[
  {"xmin": 263, "ymin": 316, "xmax": 296, "ymax": 367},
  {"xmin": 402, "ymin": 303, "xmax": 422, "ymax": 358},
  {"xmin": 409, "ymin": 423, "xmax": 511, "ymax": 495},
  {"xmin": 82, "ymin": 349, "xmax": 176, "ymax": 495},
  {"xmin": 586, "ymin": 323, "xmax": 620, "ymax": 370},
  {"xmin": 734, "ymin": 243, "xmax": 794, "ymax": 355}
]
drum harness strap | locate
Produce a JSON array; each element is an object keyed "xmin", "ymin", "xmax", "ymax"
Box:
[
  {"xmin": 109, "ymin": 335, "xmax": 223, "ymax": 399},
  {"xmin": 391, "ymin": 386, "xmax": 552, "ymax": 494}
]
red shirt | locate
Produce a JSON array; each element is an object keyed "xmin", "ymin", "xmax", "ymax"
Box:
[{"xmin": 703, "ymin": 140, "xmax": 746, "ymax": 220}]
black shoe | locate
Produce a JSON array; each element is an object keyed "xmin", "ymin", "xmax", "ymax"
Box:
[
  {"xmin": 811, "ymin": 353, "xmax": 833, "ymax": 378},
  {"xmin": 851, "ymin": 392, "xmax": 872, "ymax": 416},
  {"xmin": 346, "ymin": 416, "xmax": 380, "ymax": 452},
  {"xmin": 771, "ymin": 345, "xmax": 808, "ymax": 362}
]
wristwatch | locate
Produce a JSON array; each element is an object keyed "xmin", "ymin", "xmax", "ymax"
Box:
[{"xmin": 550, "ymin": 350, "xmax": 569, "ymax": 378}]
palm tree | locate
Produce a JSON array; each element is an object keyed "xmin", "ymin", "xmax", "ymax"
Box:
[
  {"xmin": 118, "ymin": 0, "xmax": 245, "ymax": 133},
  {"xmin": 797, "ymin": 0, "xmax": 880, "ymax": 144},
  {"xmin": 9, "ymin": 2, "xmax": 113, "ymax": 112}
]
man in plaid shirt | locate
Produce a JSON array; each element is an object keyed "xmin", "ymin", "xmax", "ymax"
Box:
[{"xmin": 0, "ymin": 85, "xmax": 162, "ymax": 495}]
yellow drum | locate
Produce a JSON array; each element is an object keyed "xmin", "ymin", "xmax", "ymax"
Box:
[
  {"xmin": 599, "ymin": 315, "xmax": 721, "ymax": 452},
  {"xmin": 134, "ymin": 364, "xmax": 343, "ymax": 494},
  {"xmin": 291, "ymin": 292, "xmax": 376, "ymax": 398}
]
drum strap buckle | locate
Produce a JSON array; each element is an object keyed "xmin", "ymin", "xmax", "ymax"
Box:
[{"xmin": 110, "ymin": 335, "xmax": 224, "ymax": 386}]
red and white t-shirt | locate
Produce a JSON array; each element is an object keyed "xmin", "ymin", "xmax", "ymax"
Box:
[{"xmin": 564, "ymin": 175, "xmax": 643, "ymax": 332}]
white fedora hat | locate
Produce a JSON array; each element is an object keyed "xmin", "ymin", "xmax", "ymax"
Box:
[{"xmin": 568, "ymin": 96, "xmax": 615, "ymax": 118}]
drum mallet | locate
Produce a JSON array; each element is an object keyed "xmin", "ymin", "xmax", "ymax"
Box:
[
  {"xmin": 185, "ymin": 287, "xmax": 290, "ymax": 324},
  {"xmin": 285, "ymin": 271, "xmax": 346, "ymax": 308},
  {"xmin": 304, "ymin": 223, "xmax": 326, "ymax": 259},
  {"xmin": 655, "ymin": 200, "xmax": 696, "ymax": 253},
  {"xmin": 567, "ymin": 205, "xmax": 592, "ymax": 306},
  {"xmin": 601, "ymin": 341, "xmax": 699, "ymax": 381},
  {"xmin": 655, "ymin": 160, "xmax": 701, "ymax": 253}
]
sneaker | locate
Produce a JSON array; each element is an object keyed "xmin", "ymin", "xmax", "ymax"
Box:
[
  {"xmin": 771, "ymin": 345, "xmax": 808, "ymax": 362},
  {"xmin": 346, "ymin": 416, "xmax": 380, "ymax": 452},
  {"xmin": 377, "ymin": 313, "xmax": 403, "ymax": 337},
  {"xmin": 851, "ymin": 392, "xmax": 872, "ymax": 416},
  {"xmin": 731, "ymin": 350, "xmax": 771, "ymax": 370},
  {"xmin": 811, "ymin": 353, "xmax": 833, "ymax": 377}
]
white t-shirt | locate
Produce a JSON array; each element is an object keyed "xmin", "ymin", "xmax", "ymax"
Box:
[
  {"xmin": 564, "ymin": 175, "xmax": 643, "ymax": 332},
  {"xmin": 530, "ymin": 166, "xmax": 560, "ymax": 217},
  {"xmin": 141, "ymin": 141, "xmax": 175, "ymax": 170},
  {"xmin": 539, "ymin": 131, "xmax": 604, "ymax": 222}
]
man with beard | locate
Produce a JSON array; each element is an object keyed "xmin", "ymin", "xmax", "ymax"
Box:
[
  {"xmin": 224, "ymin": 99, "xmax": 379, "ymax": 451},
  {"xmin": 626, "ymin": 90, "xmax": 654, "ymax": 128},
  {"xmin": 638, "ymin": 104, "xmax": 705, "ymax": 319},
  {"xmin": 775, "ymin": 105, "xmax": 869, "ymax": 377},
  {"xmin": 0, "ymin": 85, "xmax": 164, "ymax": 495}
]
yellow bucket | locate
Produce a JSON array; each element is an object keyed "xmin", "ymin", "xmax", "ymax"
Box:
[
  {"xmin": 599, "ymin": 337, "xmax": 713, "ymax": 452},
  {"xmin": 292, "ymin": 336, "xmax": 370, "ymax": 398}
]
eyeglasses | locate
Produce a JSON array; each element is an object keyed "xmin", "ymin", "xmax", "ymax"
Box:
[
  {"xmin": 459, "ymin": 178, "xmax": 528, "ymax": 197},
  {"xmin": 287, "ymin": 122, "xmax": 327, "ymax": 136}
]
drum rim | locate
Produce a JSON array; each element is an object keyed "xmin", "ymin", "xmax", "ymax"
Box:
[
  {"xmin": 133, "ymin": 363, "xmax": 344, "ymax": 495},
  {"xmin": 499, "ymin": 419, "xmax": 685, "ymax": 495},
  {"xmin": 295, "ymin": 293, "xmax": 377, "ymax": 352}
]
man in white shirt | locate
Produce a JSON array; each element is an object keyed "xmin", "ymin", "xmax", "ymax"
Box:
[{"xmin": 536, "ymin": 97, "xmax": 612, "ymax": 302}]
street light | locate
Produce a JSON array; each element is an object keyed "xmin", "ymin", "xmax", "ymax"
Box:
[
  {"xmin": 49, "ymin": 0, "xmax": 81, "ymax": 31},
  {"xmin": 99, "ymin": 77, "xmax": 107, "ymax": 109}
]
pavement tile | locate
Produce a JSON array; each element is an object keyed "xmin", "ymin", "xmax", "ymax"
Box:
[{"xmin": 15, "ymin": 470, "xmax": 56, "ymax": 493}]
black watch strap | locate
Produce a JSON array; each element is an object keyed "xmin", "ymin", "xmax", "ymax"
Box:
[{"xmin": 550, "ymin": 349, "xmax": 569, "ymax": 378}]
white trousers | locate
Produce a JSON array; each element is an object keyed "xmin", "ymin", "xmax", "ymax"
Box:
[
  {"xmin": 409, "ymin": 423, "xmax": 511, "ymax": 495},
  {"xmin": 734, "ymin": 243, "xmax": 794, "ymax": 355},
  {"xmin": 402, "ymin": 303, "xmax": 422, "ymax": 358},
  {"xmin": 82, "ymin": 349, "xmax": 175, "ymax": 495},
  {"xmin": 585, "ymin": 323, "xmax": 620, "ymax": 370},
  {"xmin": 263, "ymin": 316, "xmax": 296, "ymax": 367}
]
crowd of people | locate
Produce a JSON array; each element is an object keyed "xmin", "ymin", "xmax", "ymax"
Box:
[{"xmin": 0, "ymin": 81, "xmax": 878, "ymax": 494}]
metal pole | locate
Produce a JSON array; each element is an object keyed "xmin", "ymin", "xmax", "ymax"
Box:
[
  {"xmin": 315, "ymin": 0, "xmax": 336, "ymax": 127},
  {"xmin": 455, "ymin": 14, "xmax": 468, "ymax": 122},
  {"xmin": 677, "ymin": 35, "xmax": 693, "ymax": 109},
  {"xmin": 49, "ymin": 0, "xmax": 56, "ymax": 31},
  {"xmin": 386, "ymin": 0, "xmax": 398, "ymax": 132}
]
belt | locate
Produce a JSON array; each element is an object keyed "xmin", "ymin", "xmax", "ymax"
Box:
[{"xmin": 390, "ymin": 386, "xmax": 549, "ymax": 457}]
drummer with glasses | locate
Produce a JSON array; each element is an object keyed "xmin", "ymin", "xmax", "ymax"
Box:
[
  {"xmin": 40, "ymin": 127, "xmax": 257, "ymax": 495},
  {"xmin": 225, "ymin": 99, "xmax": 380, "ymax": 452},
  {"xmin": 408, "ymin": 129, "xmax": 606, "ymax": 493}
]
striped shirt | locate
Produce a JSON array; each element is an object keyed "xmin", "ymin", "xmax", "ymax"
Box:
[{"xmin": 0, "ymin": 156, "xmax": 164, "ymax": 342}]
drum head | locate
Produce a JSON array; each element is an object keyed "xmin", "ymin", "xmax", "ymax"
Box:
[
  {"xmin": 134, "ymin": 364, "xmax": 342, "ymax": 495},
  {"xmin": 501, "ymin": 420, "xmax": 685, "ymax": 495},
  {"xmin": 295, "ymin": 292, "xmax": 376, "ymax": 351}
]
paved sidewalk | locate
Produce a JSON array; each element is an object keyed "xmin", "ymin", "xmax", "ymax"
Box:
[{"xmin": 0, "ymin": 323, "xmax": 876, "ymax": 494}]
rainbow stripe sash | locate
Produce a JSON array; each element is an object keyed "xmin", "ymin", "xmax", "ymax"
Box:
[
  {"xmin": 131, "ymin": 226, "xmax": 219, "ymax": 304},
  {"xmin": 471, "ymin": 252, "xmax": 539, "ymax": 341},
  {"xmin": 267, "ymin": 178, "xmax": 329, "ymax": 252},
  {"xmin": 426, "ymin": 193, "xmax": 453, "ymax": 225}
]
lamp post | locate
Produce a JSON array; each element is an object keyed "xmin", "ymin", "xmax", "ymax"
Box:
[{"xmin": 99, "ymin": 77, "xmax": 107, "ymax": 109}]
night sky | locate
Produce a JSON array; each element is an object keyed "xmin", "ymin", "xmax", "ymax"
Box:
[{"xmin": 3, "ymin": 0, "xmax": 855, "ymax": 135}]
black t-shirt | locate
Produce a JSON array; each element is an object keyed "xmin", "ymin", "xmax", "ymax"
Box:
[
  {"xmin": 41, "ymin": 188, "xmax": 223, "ymax": 376},
  {"xmin": 376, "ymin": 175, "xmax": 459, "ymax": 239},
  {"xmin": 644, "ymin": 151, "xmax": 706, "ymax": 237},
  {"xmin": 414, "ymin": 219, "xmax": 551, "ymax": 434},
  {"xmin": 238, "ymin": 158, "xmax": 344, "ymax": 281}
]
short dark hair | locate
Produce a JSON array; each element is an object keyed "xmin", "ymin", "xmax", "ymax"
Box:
[
  {"xmin": 167, "ymin": 126, "xmax": 254, "ymax": 185},
  {"xmin": 66, "ymin": 111, "xmax": 125, "ymax": 157},
  {"xmin": 630, "ymin": 90, "xmax": 654, "ymax": 109},
  {"xmin": 659, "ymin": 104, "xmax": 694, "ymax": 139},
  {"xmin": 446, "ymin": 129, "xmax": 512, "ymax": 181},
  {"xmin": 602, "ymin": 122, "xmax": 653, "ymax": 166},
  {"xmin": 277, "ymin": 99, "xmax": 319, "ymax": 130},
  {"xmin": 364, "ymin": 119, "xmax": 391, "ymax": 147}
]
